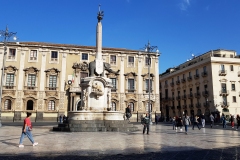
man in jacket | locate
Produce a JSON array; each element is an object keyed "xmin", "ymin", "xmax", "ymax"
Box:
[
  {"xmin": 142, "ymin": 113, "xmax": 150, "ymax": 135},
  {"xmin": 183, "ymin": 113, "xmax": 191, "ymax": 134}
]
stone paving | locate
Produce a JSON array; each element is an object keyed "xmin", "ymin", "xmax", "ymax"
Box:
[{"xmin": 0, "ymin": 122, "xmax": 240, "ymax": 159}]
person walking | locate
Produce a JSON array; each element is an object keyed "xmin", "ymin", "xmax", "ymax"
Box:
[
  {"xmin": 236, "ymin": 114, "xmax": 240, "ymax": 130},
  {"xmin": 183, "ymin": 114, "xmax": 191, "ymax": 134},
  {"xmin": 155, "ymin": 115, "xmax": 159, "ymax": 125},
  {"xmin": 19, "ymin": 112, "xmax": 38, "ymax": 148},
  {"xmin": 192, "ymin": 115, "xmax": 201, "ymax": 130},
  {"xmin": 125, "ymin": 105, "xmax": 131, "ymax": 122},
  {"xmin": 176, "ymin": 116, "xmax": 183, "ymax": 131},
  {"xmin": 210, "ymin": 114, "xmax": 214, "ymax": 128},
  {"xmin": 172, "ymin": 117, "xmax": 176, "ymax": 130},
  {"xmin": 142, "ymin": 113, "xmax": 150, "ymax": 135},
  {"xmin": 230, "ymin": 115, "xmax": 234, "ymax": 129},
  {"xmin": 201, "ymin": 113, "xmax": 205, "ymax": 128},
  {"xmin": 222, "ymin": 114, "xmax": 227, "ymax": 128}
]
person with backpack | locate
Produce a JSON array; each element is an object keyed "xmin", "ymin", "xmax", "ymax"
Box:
[
  {"xmin": 183, "ymin": 113, "xmax": 191, "ymax": 134},
  {"xmin": 142, "ymin": 113, "xmax": 150, "ymax": 135}
]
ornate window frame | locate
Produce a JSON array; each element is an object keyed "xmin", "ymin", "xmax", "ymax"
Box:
[
  {"xmin": 106, "ymin": 72, "xmax": 119, "ymax": 93},
  {"xmin": 4, "ymin": 65, "xmax": 18, "ymax": 90},
  {"xmin": 45, "ymin": 97, "xmax": 59, "ymax": 112},
  {"xmin": 6, "ymin": 48, "xmax": 17, "ymax": 62},
  {"xmin": 142, "ymin": 73, "xmax": 154, "ymax": 93},
  {"xmin": 23, "ymin": 67, "xmax": 40, "ymax": 90},
  {"xmin": 124, "ymin": 72, "xmax": 137, "ymax": 93},
  {"xmin": 2, "ymin": 96, "xmax": 15, "ymax": 111},
  {"xmin": 28, "ymin": 49, "xmax": 39, "ymax": 62},
  {"xmin": 45, "ymin": 68, "xmax": 60, "ymax": 91}
]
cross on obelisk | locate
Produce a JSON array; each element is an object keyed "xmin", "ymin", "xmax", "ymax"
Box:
[{"xmin": 95, "ymin": 5, "xmax": 104, "ymax": 75}]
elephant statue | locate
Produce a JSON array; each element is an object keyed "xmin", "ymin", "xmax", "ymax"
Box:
[{"xmin": 89, "ymin": 60, "xmax": 120, "ymax": 77}]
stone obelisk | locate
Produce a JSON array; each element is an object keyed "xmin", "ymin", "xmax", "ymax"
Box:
[{"xmin": 95, "ymin": 6, "xmax": 104, "ymax": 75}]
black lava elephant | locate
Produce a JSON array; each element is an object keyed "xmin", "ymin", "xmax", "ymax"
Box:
[{"xmin": 89, "ymin": 60, "xmax": 120, "ymax": 77}]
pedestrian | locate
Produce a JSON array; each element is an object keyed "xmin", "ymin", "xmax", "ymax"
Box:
[
  {"xmin": 236, "ymin": 114, "xmax": 240, "ymax": 130},
  {"xmin": 230, "ymin": 115, "xmax": 234, "ymax": 129},
  {"xmin": 201, "ymin": 113, "xmax": 205, "ymax": 128},
  {"xmin": 19, "ymin": 112, "xmax": 38, "ymax": 148},
  {"xmin": 210, "ymin": 114, "xmax": 214, "ymax": 128},
  {"xmin": 192, "ymin": 115, "xmax": 201, "ymax": 130},
  {"xmin": 125, "ymin": 105, "xmax": 132, "ymax": 122},
  {"xmin": 142, "ymin": 113, "xmax": 150, "ymax": 135},
  {"xmin": 59, "ymin": 115, "xmax": 62, "ymax": 123},
  {"xmin": 155, "ymin": 115, "xmax": 159, "ymax": 125},
  {"xmin": 63, "ymin": 115, "xmax": 66, "ymax": 123},
  {"xmin": 172, "ymin": 117, "xmax": 176, "ymax": 130},
  {"xmin": 221, "ymin": 114, "xmax": 226, "ymax": 128},
  {"xmin": 176, "ymin": 116, "xmax": 183, "ymax": 131},
  {"xmin": 183, "ymin": 113, "xmax": 191, "ymax": 134}
]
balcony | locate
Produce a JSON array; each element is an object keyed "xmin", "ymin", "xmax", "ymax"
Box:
[
  {"xmin": 177, "ymin": 106, "xmax": 181, "ymax": 109},
  {"xmin": 201, "ymin": 72, "xmax": 208, "ymax": 77},
  {"xmin": 219, "ymin": 90, "xmax": 229, "ymax": 96},
  {"xmin": 176, "ymin": 95, "xmax": 181, "ymax": 100},
  {"xmin": 24, "ymin": 86, "xmax": 38, "ymax": 95},
  {"xmin": 220, "ymin": 102, "xmax": 229, "ymax": 107},
  {"xmin": 189, "ymin": 104, "xmax": 194, "ymax": 108},
  {"xmin": 187, "ymin": 76, "xmax": 192, "ymax": 81},
  {"xmin": 176, "ymin": 80, "xmax": 180, "ymax": 85},
  {"xmin": 202, "ymin": 91, "xmax": 209, "ymax": 97},
  {"xmin": 45, "ymin": 87, "xmax": 58, "ymax": 97},
  {"xmin": 194, "ymin": 74, "xmax": 200, "ymax": 79},
  {"xmin": 111, "ymin": 88, "xmax": 117, "ymax": 92},
  {"xmin": 182, "ymin": 94, "xmax": 187, "ymax": 100},
  {"xmin": 194, "ymin": 92, "xmax": 201, "ymax": 98},
  {"xmin": 188, "ymin": 93, "xmax": 193, "ymax": 99},
  {"xmin": 181, "ymin": 78, "xmax": 186, "ymax": 83},
  {"xmin": 170, "ymin": 82, "xmax": 174, "ymax": 87},
  {"xmin": 164, "ymin": 84, "xmax": 168, "ymax": 88},
  {"xmin": 219, "ymin": 70, "xmax": 227, "ymax": 76},
  {"xmin": 182, "ymin": 104, "xmax": 187, "ymax": 109},
  {"xmin": 3, "ymin": 85, "xmax": 16, "ymax": 96},
  {"xmin": 170, "ymin": 97, "xmax": 175, "ymax": 101},
  {"xmin": 195, "ymin": 103, "xmax": 201, "ymax": 108},
  {"xmin": 127, "ymin": 89, "xmax": 135, "ymax": 93},
  {"xmin": 203, "ymin": 102, "xmax": 210, "ymax": 108},
  {"xmin": 110, "ymin": 61, "xmax": 116, "ymax": 65}
]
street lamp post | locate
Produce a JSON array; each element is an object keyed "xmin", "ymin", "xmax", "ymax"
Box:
[
  {"xmin": 144, "ymin": 41, "xmax": 159, "ymax": 124},
  {"xmin": 0, "ymin": 26, "xmax": 17, "ymax": 127}
]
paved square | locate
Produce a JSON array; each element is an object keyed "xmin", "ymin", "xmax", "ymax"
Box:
[{"xmin": 0, "ymin": 122, "xmax": 240, "ymax": 159}]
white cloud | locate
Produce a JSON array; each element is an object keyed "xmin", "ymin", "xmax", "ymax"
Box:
[{"xmin": 179, "ymin": 0, "xmax": 191, "ymax": 11}]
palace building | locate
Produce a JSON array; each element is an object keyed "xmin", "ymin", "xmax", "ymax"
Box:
[
  {"xmin": 160, "ymin": 49, "xmax": 240, "ymax": 121},
  {"xmin": 0, "ymin": 42, "xmax": 160, "ymax": 121}
]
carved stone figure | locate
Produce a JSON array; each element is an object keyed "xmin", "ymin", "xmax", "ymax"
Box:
[{"xmin": 89, "ymin": 61, "xmax": 120, "ymax": 77}]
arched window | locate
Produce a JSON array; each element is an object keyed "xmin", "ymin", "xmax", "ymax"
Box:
[
  {"xmin": 4, "ymin": 99, "xmax": 11, "ymax": 110},
  {"xmin": 129, "ymin": 102, "xmax": 134, "ymax": 112},
  {"xmin": 48, "ymin": 100, "xmax": 55, "ymax": 111},
  {"xmin": 111, "ymin": 102, "xmax": 116, "ymax": 111},
  {"xmin": 146, "ymin": 103, "xmax": 152, "ymax": 112}
]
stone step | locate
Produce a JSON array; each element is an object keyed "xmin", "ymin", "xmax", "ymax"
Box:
[
  {"xmin": 70, "ymin": 123, "xmax": 105, "ymax": 128},
  {"xmin": 58, "ymin": 123, "xmax": 69, "ymax": 127},
  {"xmin": 70, "ymin": 127, "xmax": 107, "ymax": 132},
  {"xmin": 69, "ymin": 120, "xmax": 130, "ymax": 124}
]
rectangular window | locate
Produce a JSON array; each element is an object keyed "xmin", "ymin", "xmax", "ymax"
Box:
[
  {"xmin": 5, "ymin": 74, "xmax": 14, "ymax": 88},
  {"xmin": 231, "ymin": 84, "xmax": 235, "ymax": 91},
  {"xmin": 145, "ymin": 57, "xmax": 151, "ymax": 66},
  {"xmin": 233, "ymin": 96, "xmax": 236, "ymax": 102},
  {"xmin": 30, "ymin": 50, "xmax": 37, "ymax": 60},
  {"xmin": 110, "ymin": 55, "xmax": 116, "ymax": 65},
  {"xmin": 8, "ymin": 48, "xmax": 16, "ymax": 59},
  {"xmin": 128, "ymin": 79, "xmax": 134, "ymax": 92},
  {"xmin": 82, "ymin": 53, "xmax": 88, "ymax": 60},
  {"xmin": 51, "ymin": 51, "xmax": 58, "ymax": 61},
  {"xmin": 111, "ymin": 78, "xmax": 117, "ymax": 92},
  {"xmin": 189, "ymin": 72, "xmax": 191, "ymax": 76},
  {"xmin": 49, "ymin": 75, "xmax": 57, "ymax": 90},
  {"xmin": 27, "ymin": 74, "xmax": 36, "ymax": 89},
  {"xmin": 146, "ymin": 79, "xmax": 152, "ymax": 92},
  {"xmin": 128, "ymin": 56, "xmax": 134, "ymax": 66},
  {"xmin": 196, "ymin": 69, "xmax": 198, "ymax": 75},
  {"xmin": 203, "ymin": 66, "xmax": 207, "ymax": 72},
  {"xmin": 230, "ymin": 65, "xmax": 234, "ymax": 71}
]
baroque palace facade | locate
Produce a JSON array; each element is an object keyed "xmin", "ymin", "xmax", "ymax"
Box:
[
  {"xmin": 0, "ymin": 42, "xmax": 160, "ymax": 121},
  {"xmin": 160, "ymin": 49, "xmax": 240, "ymax": 121}
]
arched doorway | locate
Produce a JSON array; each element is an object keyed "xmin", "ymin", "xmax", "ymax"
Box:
[{"xmin": 27, "ymin": 100, "xmax": 33, "ymax": 110}]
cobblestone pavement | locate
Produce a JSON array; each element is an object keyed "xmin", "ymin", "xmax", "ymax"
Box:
[{"xmin": 0, "ymin": 122, "xmax": 240, "ymax": 160}]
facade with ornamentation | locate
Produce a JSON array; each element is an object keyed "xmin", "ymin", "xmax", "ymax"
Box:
[{"xmin": 0, "ymin": 42, "xmax": 160, "ymax": 121}]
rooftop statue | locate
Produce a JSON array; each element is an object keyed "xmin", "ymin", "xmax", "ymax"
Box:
[{"xmin": 97, "ymin": 5, "xmax": 104, "ymax": 22}]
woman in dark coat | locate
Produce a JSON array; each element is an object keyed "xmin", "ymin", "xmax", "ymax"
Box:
[{"xmin": 176, "ymin": 116, "xmax": 183, "ymax": 131}]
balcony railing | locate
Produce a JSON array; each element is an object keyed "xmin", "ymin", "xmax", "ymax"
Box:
[
  {"xmin": 195, "ymin": 103, "xmax": 201, "ymax": 108},
  {"xmin": 219, "ymin": 90, "xmax": 229, "ymax": 96},
  {"xmin": 188, "ymin": 93, "xmax": 193, "ymax": 99},
  {"xmin": 194, "ymin": 92, "xmax": 201, "ymax": 98},
  {"xmin": 201, "ymin": 72, "xmax": 208, "ymax": 77},
  {"xmin": 182, "ymin": 104, "xmax": 187, "ymax": 109},
  {"xmin": 176, "ymin": 95, "xmax": 181, "ymax": 100},
  {"xmin": 189, "ymin": 104, "xmax": 194, "ymax": 108},
  {"xmin": 181, "ymin": 78, "xmax": 186, "ymax": 83},
  {"xmin": 177, "ymin": 106, "xmax": 181, "ymax": 109},
  {"xmin": 182, "ymin": 95, "xmax": 187, "ymax": 100},
  {"xmin": 170, "ymin": 97, "xmax": 175, "ymax": 101},
  {"xmin": 170, "ymin": 82, "xmax": 174, "ymax": 87},
  {"xmin": 111, "ymin": 88, "xmax": 117, "ymax": 92},
  {"xmin": 203, "ymin": 102, "xmax": 210, "ymax": 107},
  {"xmin": 176, "ymin": 80, "xmax": 180, "ymax": 85},
  {"xmin": 219, "ymin": 70, "xmax": 227, "ymax": 76},
  {"xmin": 128, "ymin": 89, "xmax": 135, "ymax": 93},
  {"xmin": 110, "ymin": 61, "xmax": 116, "ymax": 65},
  {"xmin": 128, "ymin": 62, "xmax": 134, "ymax": 67},
  {"xmin": 4, "ymin": 84, "xmax": 15, "ymax": 89},
  {"xmin": 202, "ymin": 91, "xmax": 209, "ymax": 97},
  {"xmin": 220, "ymin": 102, "xmax": 229, "ymax": 107},
  {"xmin": 187, "ymin": 76, "xmax": 192, "ymax": 81},
  {"xmin": 194, "ymin": 74, "xmax": 200, "ymax": 79},
  {"xmin": 24, "ymin": 86, "xmax": 37, "ymax": 90}
]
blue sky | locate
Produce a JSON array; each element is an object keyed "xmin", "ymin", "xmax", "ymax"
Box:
[{"xmin": 0, "ymin": 0, "xmax": 240, "ymax": 73}]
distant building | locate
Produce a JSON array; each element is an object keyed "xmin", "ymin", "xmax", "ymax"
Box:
[
  {"xmin": 0, "ymin": 42, "xmax": 160, "ymax": 121},
  {"xmin": 160, "ymin": 49, "xmax": 239, "ymax": 121}
]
